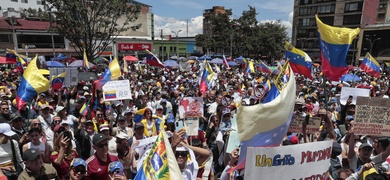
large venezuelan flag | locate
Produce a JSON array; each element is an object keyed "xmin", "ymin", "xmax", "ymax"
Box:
[
  {"xmin": 134, "ymin": 130, "xmax": 181, "ymax": 180},
  {"xmin": 257, "ymin": 61, "xmax": 271, "ymax": 74},
  {"xmin": 145, "ymin": 49, "xmax": 165, "ymax": 68},
  {"xmin": 199, "ymin": 61, "xmax": 214, "ymax": 95},
  {"xmin": 285, "ymin": 41, "xmax": 313, "ymax": 79},
  {"xmin": 316, "ymin": 15, "xmax": 360, "ymax": 81},
  {"xmin": 234, "ymin": 63, "xmax": 296, "ymax": 170},
  {"xmin": 95, "ymin": 57, "xmax": 122, "ymax": 89},
  {"xmin": 16, "ymin": 55, "xmax": 50, "ymax": 110},
  {"xmin": 51, "ymin": 72, "xmax": 66, "ymax": 91},
  {"xmin": 134, "ymin": 108, "xmax": 146, "ymax": 123},
  {"xmin": 360, "ymin": 52, "xmax": 381, "ymax": 78}
]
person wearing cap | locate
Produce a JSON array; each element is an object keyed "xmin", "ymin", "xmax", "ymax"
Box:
[
  {"xmin": 108, "ymin": 161, "xmax": 127, "ymax": 180},
  {"xmin": 111, "ymin": 116, "xmax": 133, "ymax": 140},
  {"xmin": 0, "ymin": 101, "xmax": 11, "ymax": 123},
  {"xmin": 69, "ymin": 158, "xmax": 87, "ymax": 180},
  {"xmin": 123, "ymin": 109, "xmax": 134, "ymax": 128},
  {"xmin": 99, "ymin": 124, "xmax": 116, "ymax": 155},
  {"xmin": 34, "ymin": 93, "xmax": 48, "ymax": 110},
  {"xmin": 0, "ymin": 123, "xmax": 24, "ymax": 178},
  {"xmin": 112, "ymin": 101, "xmax": 124, "ymax": 120},
  {"xmin": 57, "ymin": 105, "xmax": 79, "ymax": 131},
  {"xmin": 116, "ymin": 134, "xmax": 136, "ymax": 179},
  {"xmin": 18, "ymin": 148, "xmax": 57, "ymax": 179},
  {"xmin": 75, "ymin": 117, "xmax": 95, "ymax": 160},
  {"xmin": 154, "ymin": 104, "xmax": 165, "ymax": 119},
  {"xmin": 10, "ymin": 113, "xmax": 28, "ymax": 146},
  {"xmin": 92, "ymin": 107, "xmax": 108, "ymax": 132},
  {"xmin": 37, "ymin": 104, "xmax": 53, "ymax": 132},
  {"xmin": 22, "ymin": 128, "xmax": 51, "ymax": 163},
  {"xmin": 83, "ymin": 92, "xmax": 91, "ymax": 102},
  {"xmin": 85, "ymin": 133, "xmax": 119, "ymax": 180},
  {"xmin": 132, "ymin": 122, "xmax": 146, "ymax": 142},
  {"xmin": 71, "ymin": 98, "xmax": 84, "ymax": 118},
  {"xmin": 50, "ymin": 131, "xmax": 78, "ymax": 179}
]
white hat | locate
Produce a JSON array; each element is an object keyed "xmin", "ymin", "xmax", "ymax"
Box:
[
  {"xmin": 0, "ymin": 123, "xmax": 15, "ymax": 136},
  {"xmin": 116, "ymin": 133, "xmax": 128, "ymax": 140},
  {"xmin": 60, "ymin": 121, "xmax": 69, "ymax": 126},
  {"xmin": 56, "ymin": 106, "xmax": 65, "ymax": 113}
]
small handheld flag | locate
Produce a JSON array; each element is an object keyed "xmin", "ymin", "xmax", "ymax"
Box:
[
  {"xmin": 83, "ymin": 50, "xmax": 90, "ymax": 70},
  {"xmin": 51, "ymin": 72, "xmax": 66, "ymax": 91}
]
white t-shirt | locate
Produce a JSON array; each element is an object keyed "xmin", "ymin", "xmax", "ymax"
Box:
[{"xmin": 38, "ymin": 114, "xmax": 53, "ymax": 131}]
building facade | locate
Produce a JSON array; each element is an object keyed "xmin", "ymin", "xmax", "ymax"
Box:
[{"xmin": 292, "ymin": 0, "xmax": 379, "ymax": 63}]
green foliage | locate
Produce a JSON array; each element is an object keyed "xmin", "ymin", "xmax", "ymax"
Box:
[
  {"xmin": 196, "ymin": 5, "xmax": 289, "ymax": 60},
  {"xmin": 45, "ymin": 0, "xmax": 141, "ymax": 60}
]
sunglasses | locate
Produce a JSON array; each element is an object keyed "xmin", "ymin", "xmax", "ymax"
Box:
[
  {"xmin": 157, "ymin": 109, "xmax": 163, "ymax": 111},
  {"xmin": 96, "ymin": 114, "xmax": 103, "ymax": 117},
  {"xmin": 175, "ymin": 151, "xmax": 188, "ymax": 158},
  {"xmin": 97, "ymin": 143, "xmax": 108, "ymax": 148},
  {"xmin": 33, "ymin": 123, "xmax": 42, "ymax": 126},
  {"xmin": 72, "ymin": 167, "xmax": 86, "ymax": 174},
  {"xmin": 1, "ymin": 108, "xmax": 8, "ymax": 111},
  {"xmin": 53, "ymin": 120, "xmax": 61, "ymax": 124}
]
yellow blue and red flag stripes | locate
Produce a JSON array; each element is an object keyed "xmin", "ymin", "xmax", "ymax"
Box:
[
  {"xmin": 223, "ymin": 55, "xmax": 230, "ymax": 69},
  {"xmin": 83, "ymin": 50, "xmax": 90, "ymax": 70},
  {"xmin": 134, "ymin": 130, "xmax": 181, "ymax": 180},
  {"xmin": 316, "ymin": 15, "xmax": 360, "ymax": 81},
  {"xmin": 360, "ymin": 52, "xmax": 381, "ymax": 78},
  {"xmin": 97, "ymin": 57, "xmax": 122, "ymax": 87},
  {"xmin": 134, "ymin": 108, "xmax": 146, "ymax": 123},
  {"xmin": 234, "ymin": 63, "xmax": 296, "ymax": 171},
  {"xmin": 79, "ymin": 103, "xmax": 88, "ymax": 116},
  {"xmin": 285, "ymin": 41, "xmax": 313, "ymax": 79},
  {"xmin": 257, "ymin": 61, "xmax": 271, "ymax": 74},
  {"xmin": 199, "ymin": 60, "xmax": 215, "ymax": 95},
  {"xmin": 16, "ymin": 55, "xmax": 50, "ymax": 110},
  {"xmin": 145, "ymin": 49, "xmax": 165, "ymax": 68},
  {"xmin": 104, "ymin": 91, "xmax": 117, "ymax": 99},
  {"xmin": 5, "ymin": 49, "xmax": 17, "ymax": 64},
  {"xmin": 51, "ymin": 72, "xmax": 66, "ymax": 91}
]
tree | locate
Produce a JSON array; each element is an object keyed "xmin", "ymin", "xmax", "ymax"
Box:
[
  {"xmin": 46, "ymin": 0, "xmax": 141, "ymax": 60},
  {"xmin": 209, "ymin": 9, "xmax": 232, "ymax": 54}
]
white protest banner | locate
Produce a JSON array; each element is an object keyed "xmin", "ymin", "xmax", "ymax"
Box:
[
  {"xmin": 226, "ymin": 114, "xmax": 240, "ymax": 153},
  {"xmin": 288, "ymin": 116, "xmax": 321, "ymax": 134},
  {"xmin": 340, "ymin": 87, "xmax": 370, "ymax": 105},
  {"xmin": 178, "ymin": 97, "xmax": 203, "ymax": 119},
  {"xmin": 132, "ymin": 136, "xmax": 158, "ymax": 171},
  {"xmin": 102, "ymin": 80, "xmax": 132, "ymax": 101},
  {"xmin": 245, "ymin": 141, "xmax": 333, "ymax": 180},
  {"xmin": 184, "ymin": 117, "xmax": 199, "ymax": 136},
  {"xmin": 353, "ymin": 97, "xmax": 390, "ymax": 136}
]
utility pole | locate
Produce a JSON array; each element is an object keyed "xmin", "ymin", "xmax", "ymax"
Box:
[
  {"xmin": 172, "ymin": 30, "xmax": 182, "ymax": 57},
  {"xmin": 161, "ymin": 29, "xmax": 164, "ymax": 61}
]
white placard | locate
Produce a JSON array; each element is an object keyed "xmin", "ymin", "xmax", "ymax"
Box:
[
  {"xmin": 102, "ymin": 80, "xmax": 132, "ymax": 101},
  {"xmin": 340, "ymin": 87, "xmax": 370, "ymax": 105},
  {"xmin": 245, "ymin": 141, "xmax": 333, "ymax": 180},
  {"xmin": 184, "ymin": 118, "xmax": 199, "ymax": 136}
]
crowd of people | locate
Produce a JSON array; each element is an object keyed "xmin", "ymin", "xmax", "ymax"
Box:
[{"xmin": 0, "ymin": 58, "xmax": 388, "ymax": 180}]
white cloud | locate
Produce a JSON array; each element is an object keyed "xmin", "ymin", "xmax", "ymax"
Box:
[
  {"xmin": 259, "ymin": 11, "xmax": 294, "ymax": 38},
  {"xmin": 254, "ymin": 1, "xmax": 293, "ymax": 13},
  {"xmin": 154, "ymin": 15, "xmax": 203, "ymax": 37}
]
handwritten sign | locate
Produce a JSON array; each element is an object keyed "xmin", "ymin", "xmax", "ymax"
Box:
[
  {"xmin": 245, "ymin": 141, "xmax": 333, "ymax": 180},
  {"xmin": 178, "ymin": 97, "xmax": 204, "ymax": 119},
  {"xmin": 288, "ymin": 116, "xmax": 321, "ymax": 134},
  {"xmin": 353, "ymin": 97, "xmax": 390, "ymax": 136},
  {"xmin": 184, "ymin": 117, "xmax": 199, "ymax": 136},
  {"xmin": 102, "ymin": 80, "xmax": 132, "ymax": 101},
  {"xmin": 340, "ymin": 87, "xmax": 370, "ymax": 105}
]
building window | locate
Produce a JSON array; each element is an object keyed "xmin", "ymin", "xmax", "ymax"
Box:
[
  {"xmin": 302, "ymin": 18, "xmax": 310, "ymax": 26},
  {"xmin": 300, "ymin": 0, "xmax": 311, "ymax": 5},
  {"xmin": 298, "ymin": 29, "xmax": 308, "ymax": 37},
  {"xmin": 37, "ymin": 0, "xmax": 42, "ymax": 5},
  {"xmin": 379, "ymin": 3, "xmax": 387, "ymax": 8},
  {"xmin": 299, "ymin": 7, "xmax": 311, "ymax": 16},
  {"xmin": 318, "ymin": 16, "xmax": 334, "ymax": 25},
  {"xmin": 10, "ymin": 0, "xmax": 18, "ymax": 2},
  {"xmin": 0, "ymin": 34, "xmax": 12, "ymax": 43},
  {"xmin": 345, "ymin": 2, "xmax": 362, "ymax": 12},
  {"xmin": 21, "ymin": 0, "xmax": 28, "ymax": 3},
  {"xmin": 343, "ymin": 14, "xmax": 361, "ymax": 25},
  {"xmin": 317, "ymin": 5, "xmax": 335, "ymax": 14}
]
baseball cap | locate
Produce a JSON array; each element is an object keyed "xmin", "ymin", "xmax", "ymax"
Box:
[
  {"xmin": 359, "ymin": 143, "xmax": 373, "ymax": 150},
  {"xmin": 161, "ymin": 99, "xmax": 167, "ymax": 103},
  {"xmin": 99, "ymin": 124, "xmax": 109, "ymax": 131},
  {"xmin": 113, "ymin": 101, "xmax": 123, "ymax": 107},
  {"xmin": 116, "ymin": 133, "xmax": 128, "ymax": 140},
  {"xmin": 166, "ymin": 113, "xmax": 175, "ymax": 123},
  {"xmin": 70, "ymin": 158, "xmax": 86, "ymax": 167},
  {"xmin": 288, "ymin": 135, "xmax": 299, "ymax": 144},
  {"xmin": 10, "ymin": 114, "xmax": 22, "ymax": 122},
  {"xmin": 134, "ymin": 122, "xmax": 144, "ymax": 129},
  {"xmin": 109, "ymin": 161, "xmax": 123, "ymax": 173},
  {"xmin": 84, "ymin": 92, "xmax": 90, "ymax": 96},
  {"xmin": 85, "ymin": 120, "xmax": 93, "ymax": 125},
  {"xmin": 0, "ymin": 123, "xmax": 16, "ymax": 136},
  {"xmin": 23, "ymin": 148, "xmax": 41, "ymax": 161},
  {"xmin": 56, "ymin": 106, "xmax": 65, "ymax": 113},
  {"xmin": 92, "ymin": 133, "xmax": 108, "ymax": 145},
  {"xmin": 156, "ymin": 104, "xmax": 163, "ymax": 110},
  {"xmin": 124, "ymin": 109, "xmax": 132, "ymax": 115},
  {"xmin": 41, "ymin": 104, "xmax": 50, "ymax": 109},
  {"xmin": 60, "ymin": 121, "xmax": 69, "ymax": 126}
]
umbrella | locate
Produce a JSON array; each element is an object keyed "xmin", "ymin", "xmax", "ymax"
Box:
[
  {"xmin": 227, "ymin": 61, "xmax": 238, "ymax": 66},
  {"xmin": 188, "ymin": 56, "xmax": 198, "ymax": 60},
  {"xmin": 46, "ymin": 61, "xmax": 65, "ymax": 67},
  {"xmin": 210, "ymin": 58, "xmax": 224, "ymax": 64},
  {"xmin": 78, "ymin": 72, "xmax": 99, "ymax": 81},
  {"xmin": 170, "ymin": 55, "xmax": 178, "ymax": 60},
  {"xmin": 340, "ymin": 74, "xmax": 361, "ymax": 82},
  {"xmin": 236, "ymin": 56, "xmax": 244, "ymax": 61},
  {"xmin": 198, "ymin": 55, "xmax": 212, "ymax": 60},
  {"xmin": 0, "ymin": 56, "xmax": 7, "ymax": 64},
  {"xmin": 124, "ymin": 55, "xmax": 138, "ymax": 62},
  {"xmin": 94, "ymin": 57, "xmax": 109, "ymax": 63},
  {"xmin": 163, "ymin": 60, "xmax": 179, "ymax": 67},
  {"xmin": 68, "ymin": 60, "xmax": 95, "ymax": 68}
]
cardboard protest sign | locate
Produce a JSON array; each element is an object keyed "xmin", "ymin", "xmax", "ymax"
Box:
[
  {"xmin": 102, "ymin": 80, "xmax": 132, "ymax": 101},
  {"xmin": 353, "ymin": 97, "xmax": 390, "ymax": 136},
  {"xmin": 288, "ymin": 116, "xmax": 321, "ymax": 134},
  {"xmin": 245, "ymin": 141, "xmax": 333, "ymax": 180},
  {"xmin": 184, "ymin": 118, "xmax": 199, "ymax": 136},
  {"xmin": 340, "ymin": 87, "xmax": 370, "ymax": 105},
  {"xmin": 178, "ymin": 97, "xmax": 203, "ymax": 119}
]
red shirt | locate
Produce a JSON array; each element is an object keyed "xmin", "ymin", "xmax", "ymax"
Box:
[
  {"xmin": 187, "ymin": 130, "xmax": 206, "ymax": 143},
  {"xmin": 50, "ymin": 150, "xmax": 78, "ymax": 180},
  {"xmin": 85, "ymin": 153, "xmax": 119, "ymax": 180}
]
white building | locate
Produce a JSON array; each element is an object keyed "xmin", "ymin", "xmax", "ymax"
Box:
[{"xmin": 1, "ymin": 0, "xmax": 45, "ymax": 14}]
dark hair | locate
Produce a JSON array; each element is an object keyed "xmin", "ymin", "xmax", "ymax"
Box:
[
  {"xmin": 95, "ymin": 107, "xmax": 103, "ymax": 113},
  {"xmin": 365, "ymin": 173, "xmax": 386, "ymax": 180},
  {"xmin": 28, "ymin": 128, "xmax": 42, "ymax": 134},
  {"xmin": 378, "ymin": 137, "xmax": 390, "ymax": 150}
]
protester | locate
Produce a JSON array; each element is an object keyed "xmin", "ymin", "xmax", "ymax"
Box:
[
  {"xmin": 50, "ymin": 131, "xmax": 78, "ymax": 179},
  {"xmin": 22, "ymin": 128, "xmax": 51, "ymax": 163},
  {"xmin": 0, "ymin": 123, "xmax": 24, "ymax": 179},
  {"xmin": 18, "ymin": 148, "xmax": 57, "ymax": 179},
  {"xmin": 69, "ymin": 158, "xmax": 87, "ymax": 180}
]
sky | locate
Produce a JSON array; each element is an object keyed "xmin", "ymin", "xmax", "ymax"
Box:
[{"xmin": 139, "ymin": 0, "xmax": 294, "ymax": 38}]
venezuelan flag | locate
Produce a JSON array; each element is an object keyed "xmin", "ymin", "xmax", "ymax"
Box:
[
  {"xmin": 199, "ymin": 61, "xmax": 214, "ymax": 95},
  {"xmin": 83, "ymin": 50, "xmax": 90, "ymax": 70},
  {"xmin": 134, "ymin": 108, "xmax": 146, "ymax": 123},
  {"xmin": 257, "ymin": 61, "xmax": 271, "ymax": 74},
  {"xmin": 360, "ymin": 53, "xmax": 381, "ymax": 78},
  {"xmin": 51, "ymin": 72, "xmax": 66, "ymax": 91},
  {"xmin": 285, "ymin": 41, "xmax": 313, "ymax": 79},
  {"xmin": 79, "ymin": 103, "xmax": 88, "ymax": 116},
  {"xmin": 16, "ymin": 55, "xmax": 50, "ymax": 110},
  {"xmin": 134, "ymin": 130, "xmax": 181, "ymax": 180},
  {"xmin": 316, "ymin": 15, "xmax": 360, "ymax": 81},
  {"xmin": 104, "ymin": 91, "xmax": 117, "ymax": 99},
  {"xmin": 223, "ymin": 55, "xmax": 230, "ymax": 69},
  {"xmin": 95, "ymin": 57, "xmax": 122, "ymax": 89},
  {"xmin": 145, "ymin": 49, "xmax": 165, "ymax": 68},
  {"xmin": 234, "ymin": 63, "xmax": 296, "ymax": 171},
  {"xmin": 5, "ymin": 49, "xmax": 17, "ymax": 64}
]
